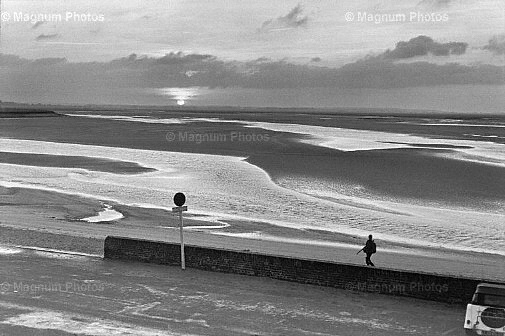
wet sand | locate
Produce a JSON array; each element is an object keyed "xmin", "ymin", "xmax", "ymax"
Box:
[
  {"xmin": 0, "ymin": 110, "xmax": 504, "ymax": 281},
  {"xmin": 0, "ymin": 151, "xmax": 155, "ymax": 174},
  {"xmin": 247, "ymin": 148, "xmax": 505, "ymax": 211},
  {"xmin": 1, "ymin": 113, "xmax": 503, "ymax": 210},
  {"xmin": 0, "ymin": 185, "xmax": 504, "ymax": 281}
]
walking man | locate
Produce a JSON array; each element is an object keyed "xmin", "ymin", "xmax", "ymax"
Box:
[{"xmin": 358, "ymin": 235, "xmax": 376, "ymax": 266}]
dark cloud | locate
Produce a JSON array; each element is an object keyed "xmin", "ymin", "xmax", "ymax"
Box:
[
  {"xmin": 32, "ymin": 21, "xmax": 46, "ymax": 29},
  {"xmin": 482, "ymin": 35, "xmax": 505, "ymax": 55},
  {"xmin": 252, "ymin": 57, "xmax": 271, "ymax": 63},
  {"xmin": 103, "ymin": 52, "xmax": 237, "ymax": 89},
  {"xmin": 31, "ymin": 58, "xmax": 67, "ymax": 66},
  {"xmin": 375, "ymin": 36, "xmax": 468, "ymax": 60},
  {"xmin": 259, "ymin": 4, "xmax": 308, "ymax": 32},
  {"xmin": 35, "ymin": 33, "xmax": 60, "ymax": 41},
  {"xmin": 335, "ymin": 60, "xmax": 502, "ymax": 89},
  {"xmin": 154, "ymin": 52, "xmax": 217, "ymax": 65},
  {"xmin": 0, "ymin": 48, "xmax": 502, "ymax": 105}
]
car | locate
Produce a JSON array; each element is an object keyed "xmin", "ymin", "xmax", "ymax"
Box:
[{"xmin": 465, "ymin": 283, "xmax": 505, "ymax": 335}]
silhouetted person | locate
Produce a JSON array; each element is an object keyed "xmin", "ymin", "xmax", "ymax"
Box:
[{"xmin": 359, "ymin": 235, "xmax": 376, "ymax": 266}]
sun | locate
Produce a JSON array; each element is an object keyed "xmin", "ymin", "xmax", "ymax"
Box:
[{"xmin": 176, "ymin": 99, "xmax": 185, "ymax": 106}]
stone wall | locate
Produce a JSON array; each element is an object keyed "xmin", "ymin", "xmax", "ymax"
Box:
[{"xmin": 104, "ymin": 236, "xmax": 500, "ymax": 304}]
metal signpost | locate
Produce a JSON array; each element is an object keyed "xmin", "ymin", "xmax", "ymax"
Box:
[{"xmin": 172, "ymin": 192, "xmax": 187, "ymax": 270}]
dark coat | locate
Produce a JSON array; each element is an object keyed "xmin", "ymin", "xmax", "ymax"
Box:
[{"xmin": 364, "ymin": 240, "xmax": 376, "ymax": 254}]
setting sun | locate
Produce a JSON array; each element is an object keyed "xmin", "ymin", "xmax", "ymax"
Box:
[{"xmin": 157, "ymin": 87, "xmax": 200, "ymax": 106}]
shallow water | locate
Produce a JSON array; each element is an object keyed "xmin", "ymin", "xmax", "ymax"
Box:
[
  {"xmin": 239, "ymin": 119, "xmax": 505, "ymax": 166},
  {"xmin": 0, "ymin": 135, "xmax": 504, "ymax": 256},
  {"xmin": 81, "ymin": 203, "xmax": 125, "ymax": 223}
]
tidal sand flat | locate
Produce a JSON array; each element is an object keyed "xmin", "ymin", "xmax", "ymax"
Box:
[
  {"xmin": 0, "ymin": 110, "xmax": 504, "ymax": 281},
  {"xmin": 0, "ymin": 151, "xmax": 156, "ymax": 174}
]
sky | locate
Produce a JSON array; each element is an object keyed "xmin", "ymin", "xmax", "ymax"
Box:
[{"xmin": 0, "ymin": 0, "xmax": 504, "ymax": 112}]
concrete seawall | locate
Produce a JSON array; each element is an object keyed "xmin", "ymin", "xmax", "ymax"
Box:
[{"xmin": 104, "ymin": 236, "xmax": 501, "ymax": 304}]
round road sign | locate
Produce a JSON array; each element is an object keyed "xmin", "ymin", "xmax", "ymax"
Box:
[{"xmin": 173, "ymin": 192, "xmax": 186, "ymax": 207}]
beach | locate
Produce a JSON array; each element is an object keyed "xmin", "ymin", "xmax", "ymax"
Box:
[
  {"xmin": 3, "ymin": 1, "xmax": 504, "ymax": 333},
  {"xmin": 0, "ymin": 108, "xmax": 504, "ymax": 281}
]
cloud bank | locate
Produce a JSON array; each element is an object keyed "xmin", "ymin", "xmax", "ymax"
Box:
[
  {"xmin": 0, "ymin": 36, "xmax": 503, "ymax": 105},
  {"xmin": 373, "ymin": 35, "xmax": 468, "ymax": 60}
]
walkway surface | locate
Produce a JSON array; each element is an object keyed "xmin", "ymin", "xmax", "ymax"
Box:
[{"xmin": 0, "ymin": 245, "xmax": 466, "ymax": 336}]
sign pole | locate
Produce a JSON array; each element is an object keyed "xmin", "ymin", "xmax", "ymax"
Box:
[
  {"xmin": 179, "ymin": 209, "xmax": 185, "ymax": 270},
  {"xmin": 172, "ymin": 192, "xmax": 187, "ymax": 271}
]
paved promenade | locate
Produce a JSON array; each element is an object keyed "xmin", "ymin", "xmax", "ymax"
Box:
[{"xmin": 0, "ymin": 245, "xmax": 465, "ymax": 335}]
